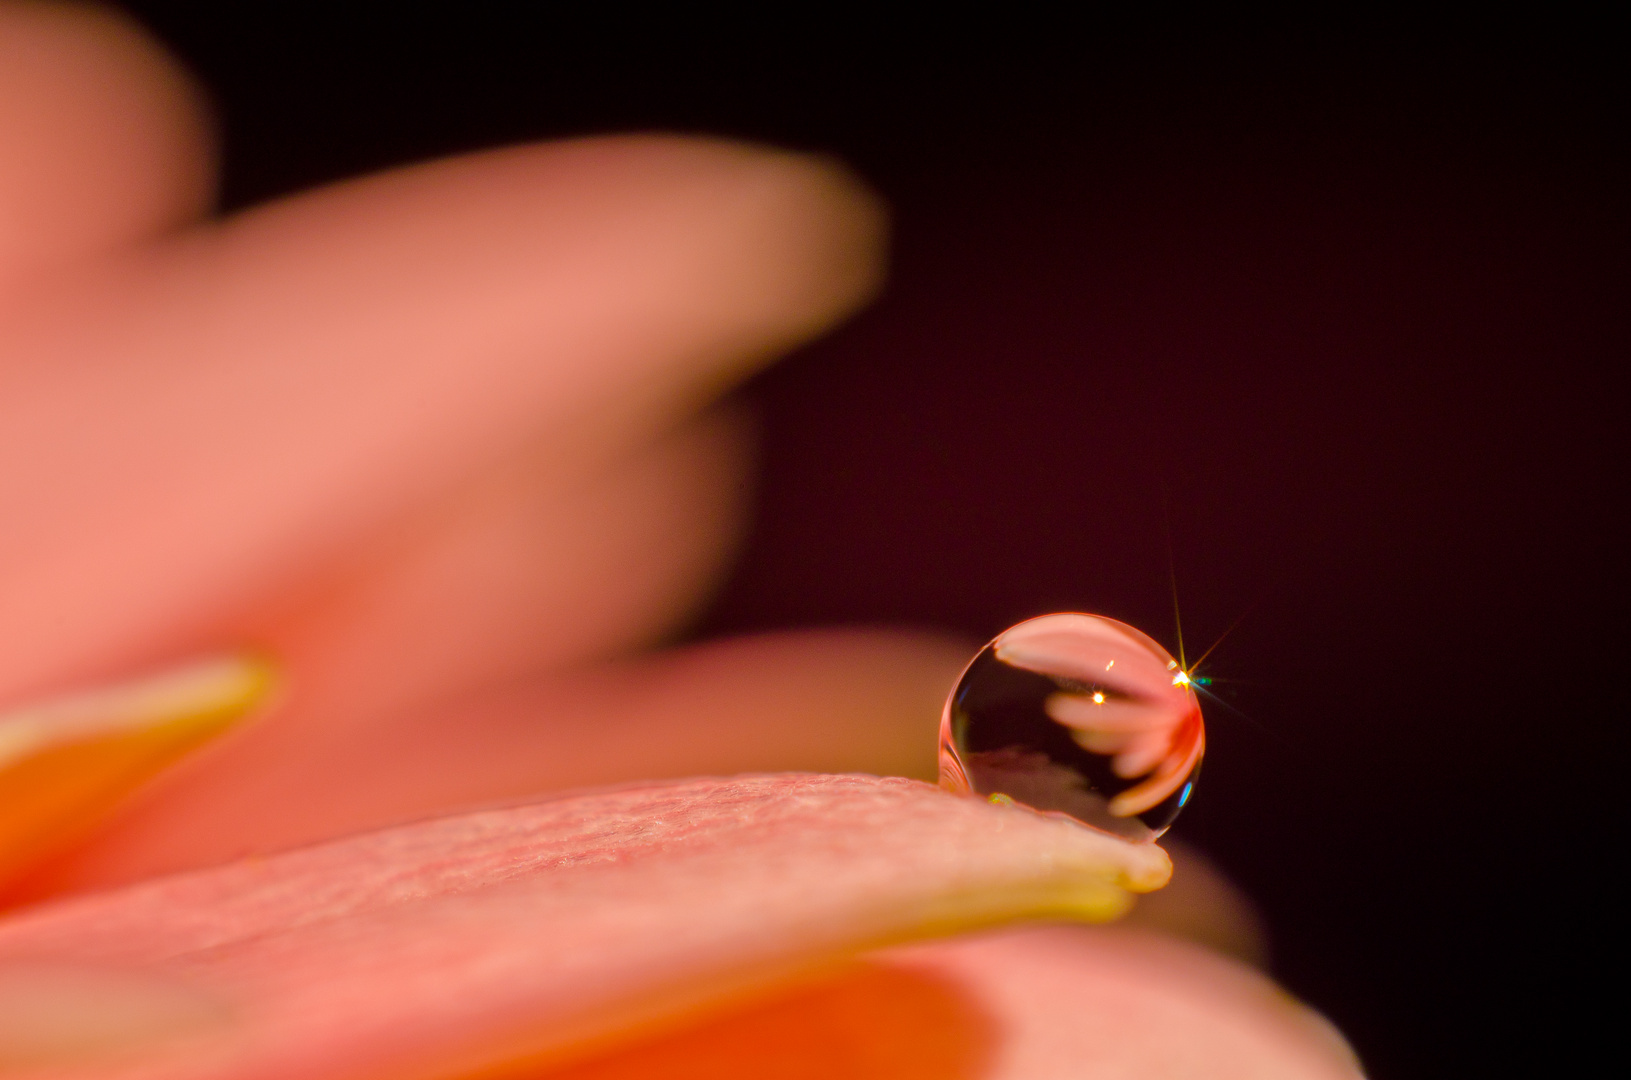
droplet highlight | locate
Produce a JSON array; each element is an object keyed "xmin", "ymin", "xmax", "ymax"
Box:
[{"xmin": 939, "ymin": 613, "xmax": 1205, "ymax": 841}]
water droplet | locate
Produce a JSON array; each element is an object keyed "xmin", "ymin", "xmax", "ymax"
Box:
[{"xmin": 939, "ymin": 613, "xmax": 1205, "ymax": 841}]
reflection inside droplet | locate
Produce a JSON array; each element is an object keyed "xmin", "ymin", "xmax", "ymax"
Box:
[{"xmin": 939, "ymin": 613, "xmax": 1205, "ymax": 841}]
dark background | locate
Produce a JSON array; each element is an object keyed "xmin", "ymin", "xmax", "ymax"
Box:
[{"xmin": 119, "ymin": 7, "xmax": 1627, "ymax": 1076}]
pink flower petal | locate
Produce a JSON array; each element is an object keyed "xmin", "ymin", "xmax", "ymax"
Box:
[
  {"xmin": 0, "ymin": 135, "xmax": 882, "ymax": 706},
  {"xmin": 0, "ymin": 5, "xmax": 210, "ymax": 287},
  {"xmin": 0, "ymin": 774, "xmax": 1168, "ymax": 1080},
  {"xmin": 879, "ymin": 928, "xmax": 1360, "ymax": 1080},
  {"xmin": 23, "ymin": 630, "xmax": 969, "ymax": 899}
]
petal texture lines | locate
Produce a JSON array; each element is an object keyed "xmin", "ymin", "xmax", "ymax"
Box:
[{"xmin": 0, "ymin": 774, "xmax": 1167, "ymax": 1080}]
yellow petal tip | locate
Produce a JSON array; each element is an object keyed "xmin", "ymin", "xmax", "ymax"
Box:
[{"xmin": 0, "ymin": 654, "xmax": 277, "ymax": 888}]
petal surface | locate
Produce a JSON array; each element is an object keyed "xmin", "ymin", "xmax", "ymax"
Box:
[
  {"xmin": 0, "ymin": 657, "xmax": 271, "ymax": 893},
  {"xmin": 17, "ymin": 629, "xmax": 969, "ymax": 898},
  {"xmin": 523, "ymin": 929, "xmax": 1360, "ymax": 1080},
  {"xmin": 0, "ymin": 136, "xmax": 882, "ymax": 705},
  {"xmin": 0, "ymin": 774, "xmax": 1168, "ymax": 1080},
  {"xmin": 0, "ymin": 3, "xmax": 212, "ymax": 287},
  {"xmin": 889, "ymin": 928, "xmax": 1361, "ymax": 1079}
]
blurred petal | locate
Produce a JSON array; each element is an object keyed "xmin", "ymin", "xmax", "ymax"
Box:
[
  {"xmin": 0, "ymin": 961, "xmax": 230, "ymax": 1069},
  {"xmin": 0, "ymin": 775, "xmax": 1169, "ymax": 1080},
  {"xmin": 1118, "ymin": 838, "xmax": 1269, "ymax": 966},
  {"xmin": 879, "ymin": 928, "xmax": 1359, "ymax": 1079},
  {"xmin": 0, "ymin": 656, "xmax": 270, "ymax": 893},
  {"xmin": 0, "ymin": 135, "xmax": 884, "ymax": 705},
  {"xmin": 250, "ymin": 405, "xmax": 758, "ymax": 689},
  {"xmin": 0, "ymin": 1, "xmax": 212, "ymax": 287},
  {"xmin": 525, "ymin": 928, "xmax": 1359, "ymax": 1080},
  {"xmin": 21, "ymin": 630, "xmax": 970, "ymax": 896},
  {"xmin": 508, "ymin": 960, "xmax": 996, "ymax": 1080},
  {"xmin": 5, "ymin": 403, "xmax": 759, "ymax": 900}
]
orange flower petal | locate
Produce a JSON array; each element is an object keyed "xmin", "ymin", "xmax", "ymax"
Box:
[
  {"xmin": 504, "ymin": 958, "xmax": 994, "ymax": 1080},
  {"xmin": 0, "ymin": 656, "xmax": 272, "ymax": 894},
  {"xmin": 0, "ymin": 774, "xmax": 1167, "ymax": 1079},
  {"xmin": 526, "ymin": 928, "xmax": 1360, "ymax": 1080}
]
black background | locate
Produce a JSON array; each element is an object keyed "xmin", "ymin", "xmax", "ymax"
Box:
[{"xmin": 118, "ymin": 7, "xmax": 1627, "ymax": 1076}]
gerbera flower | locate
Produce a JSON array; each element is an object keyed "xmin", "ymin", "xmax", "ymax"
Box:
[{"xmin": 0, "ymin": 5, "xmax": 1359, "ymax": 1077}]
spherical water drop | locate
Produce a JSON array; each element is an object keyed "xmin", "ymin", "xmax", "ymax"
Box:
[{"xmin": 939, "ymin": 612, "xmax": 1205, "ymax": 841}]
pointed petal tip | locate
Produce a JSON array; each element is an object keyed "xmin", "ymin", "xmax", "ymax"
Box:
[{"xmin": 0, "ymin": 654, "xmax": 275, "ymax": 891}]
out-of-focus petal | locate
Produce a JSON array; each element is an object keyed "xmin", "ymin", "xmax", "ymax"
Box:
[
  {"xmin": 247, "ymin": 405, "xmax": 760, "ymax": 697},
  {"xmin": 0, "ymin": 774, "xmax": 1168, "ymax": 1080},
  {"xmin": 0, "ymin": 656, "xmax": 271, "ymax": 894},
  {"xmin": 886, "ymin": 928, "xmax": 1361, "ymax": 1079},
  {"xmin": 522, "ymin": 928, "xmax": 1359, "ymax": 1080},
  {"xmin": 0, "ymin": 961, "xmax": 230, "ymax": 1069},
  {"xmin": 501, "ymin": 959, "xmax": 997, "ymax": 1080},
  {"xmin": 1117, "ymin": 839, "xmax": 1269, "ymax": 966},
  {"xmin": 17, "ymin": 406, "xmax": 756, "ymax": 894},
  {"xmin": 0, "ymin": 2, "xmax": 212, "ymax": 288},
  {"xmin": 20, "ymin": 630, "xmax": 968, "ymax": 898},
  {"xmin": 0, "ymin": 135, "xmax": 884, "ymax": 706}
]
